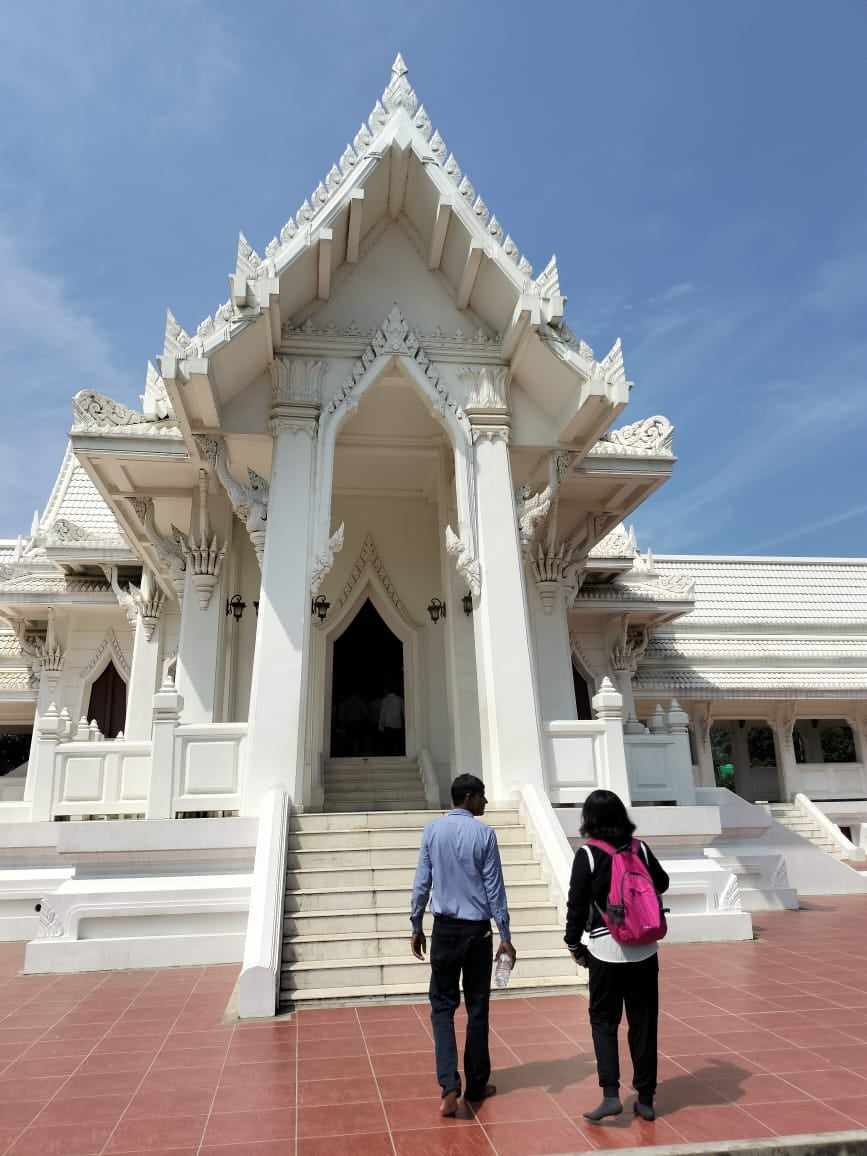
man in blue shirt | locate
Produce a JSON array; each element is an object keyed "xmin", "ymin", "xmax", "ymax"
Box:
[{"xmin": 410, "ymin": 773, "xmax": 517, "ymax": 1117}]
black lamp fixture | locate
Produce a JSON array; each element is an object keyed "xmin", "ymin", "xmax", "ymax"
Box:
[
  {"xmin": 311, "ymin": 595, "xmax": 330, "ymax": 623},
  {"xmin": 462, "ymin": 590, "xmax": 474, "ymax": 616},
  {"xmin": 427, "ymin": 597, "xmax": 446, "ymax": 624},
  {"xmin": 225, "ymin": 594, "xmax": 246, "ymax": 622},
  {"xmin": 253, "ymin": 600, "xmax": 260, "ymax": 616}
]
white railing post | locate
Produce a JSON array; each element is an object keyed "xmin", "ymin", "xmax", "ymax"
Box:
[
  {"xmin": 592, "ymin": 677, "xmax": 631, "ymax": 804},
  {"xmin": 239, "ymin": 787, "xmax": 290, "ymax": 1019},
  {"xmin": 29, "ymin": 704, "xmax": 63, "ymax": 821},
  {"xmin": 667, "ymin": 699, "xmax": 696, "ymax": 805},
  {"xmin": 147, "ymin": 678, "xmax": 183, "ymax": 820}
]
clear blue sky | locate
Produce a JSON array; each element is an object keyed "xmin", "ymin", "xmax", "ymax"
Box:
[{"xmin": 2, "ymin": 1, "xmax": 865, "ymax": 555}]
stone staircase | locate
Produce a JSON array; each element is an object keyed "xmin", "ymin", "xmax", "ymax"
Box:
[
  {"xmin": 768, "ymin": 802, "xmax": 847, "ymax": 860},
  {"xmin": 323, "ymin": 758, "xmax": 427, "ymax": 812},
  {"xmin": 279, "ymin": 805, "xmax": 584, "ymax": 1010}
]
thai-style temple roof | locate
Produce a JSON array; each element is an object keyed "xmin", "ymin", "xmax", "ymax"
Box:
[
  {"xmin": 653, "ymin": 556, "xmax": 867, "ymax": 626},
  {"xmin": 634, "ymin": 554, "xmax": 867, "ymax": 700}
]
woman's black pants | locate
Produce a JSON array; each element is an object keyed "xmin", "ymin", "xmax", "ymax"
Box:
[{"xmin": 587, "ymin": 952, "xmax": 659, "ymax": 1100}]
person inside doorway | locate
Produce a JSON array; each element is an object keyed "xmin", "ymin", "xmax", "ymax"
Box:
[
  {"xmin": 378, "ymin": 686, "xmax": 404, "ymax": 755},
  {"xmin": 338, "ymin": 689, "xmax": 367, "ymax": 756},
  {"xmin": 565, "ymin": 789, "xmax": 669, "ymax": 1123},
  {"xmin": 410, "ymin": 774, "xmax": 516, "ymax": 1117}
]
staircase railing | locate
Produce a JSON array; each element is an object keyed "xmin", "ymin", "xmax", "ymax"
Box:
[
  {"xmin": 238, "ymin": 787, "xmax": 290, "ymax": 1018},
  {"xmin": 418, "ymin": 748, "xmax": 441, "ymax": 809},
  {"xmin": 518, "ymin": 783, "xmax": 574, "ymax": 921},
  {"xmin": 794, "ymin": 793, "xmax": 867, "ymax": 862}
]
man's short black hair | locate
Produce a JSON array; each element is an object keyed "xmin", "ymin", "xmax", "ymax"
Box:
[{"xmin": 451, "ymin": 773, "xmax": 485, "ymax": 807}]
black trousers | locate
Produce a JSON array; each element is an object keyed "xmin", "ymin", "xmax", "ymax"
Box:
[
  {"xmin": 587, "ymin": 952, "xmax": 659, "ymax": 1099},
  {"xmin": 429, "ymin": 915, "xmax": 493, "ymax": 1098}
]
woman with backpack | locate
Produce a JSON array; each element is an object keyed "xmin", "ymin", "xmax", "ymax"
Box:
[{"xmin": 565, "ymin": 789, "xmax": 670, "ymax": 1123}]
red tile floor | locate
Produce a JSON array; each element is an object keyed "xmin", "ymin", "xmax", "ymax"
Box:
[{"xmin": 2, "ymin": 898, "xmax": 867, "ymax": 1154}]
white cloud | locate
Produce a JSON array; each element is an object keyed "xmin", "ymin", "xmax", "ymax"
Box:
[{"xmin": 0, "ymin": 222, "xmax": 128, "ymax": 531}]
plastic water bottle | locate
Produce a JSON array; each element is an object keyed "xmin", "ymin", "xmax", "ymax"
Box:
[{"xmin": 494, "ymin": 950, "xmax": 513, "ymax": 989}]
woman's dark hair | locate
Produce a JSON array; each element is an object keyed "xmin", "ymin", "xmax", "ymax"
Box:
[{"xmin": 580, "ymin": 789, "xmax": 635, "ymax": 844}]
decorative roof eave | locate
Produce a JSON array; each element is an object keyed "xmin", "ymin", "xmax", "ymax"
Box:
[
  {"xmin": 633, "ymin": 670, "xmax": 867, "ymax": 701},
  {"xmin": 588, "ymin": 415, "xmax": 675, "ymax": 460},
  {"xmin": 158, "ymin": 55, "xmax": 595, "ymax": 397}
]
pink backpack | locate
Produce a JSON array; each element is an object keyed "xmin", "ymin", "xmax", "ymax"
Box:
[{"xmin": 584, "ymin": 838, "xmax": 667, "ymax": 947}]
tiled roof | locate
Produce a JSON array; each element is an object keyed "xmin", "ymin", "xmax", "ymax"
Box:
[
  {"xmin": 634, "ymin": 668, "xmax": 867, "ymax": 693},
  {"xmin": 0, "ymin": 573, "xmax": 110, "ymax": 595},
  {"xmin": 39, "ymin": 445, "xmax": 126, "ymax": 544},
  {"xmin": 654, "ymin": 557, "xmax": 867, "ymax": 626},
  {"xmin": 645, "ymin": 636, "xmax": 867, "ymax": 661},
  {"xmin": 0, "ymin": 632, "xmax": 23, "ymax": 658}
]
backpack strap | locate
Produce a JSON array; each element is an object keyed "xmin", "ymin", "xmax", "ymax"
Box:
[{"xmin": 583, "ymin": 845, "xmax": 594, "ymax": 871}]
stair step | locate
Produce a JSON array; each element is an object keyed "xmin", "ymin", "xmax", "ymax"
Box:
[
  {"xmin": 283, "ymin": 903, "xmax": 560, "ymax": 937},
  {"xmin": 279, "ymin": 972, "xmax": 586, "ymax": 1010},
  {"xmin": 287, "ymin": 824, "xmax": 528, "ymax": 851},
  {"xmin": 285, "ymin": 861, "xmax": 541, "ymax": 891},
  {"xmin": 291, "ymin": 809, "xmax": 518, "ymax": 832},
  {"xmin": 284, "ymin": 880, "xmax": 553, "ymax": 913},
  {"xmin": 283, "ymin": 926, "xmax": 565, "ymax": 963},
  {"xmin": 281, "ymin": 950, "xmax": 581, "ymax": 991},
  {"xmin": 286, "ymin": 842, "xmax": 534, "ymax": 869}
]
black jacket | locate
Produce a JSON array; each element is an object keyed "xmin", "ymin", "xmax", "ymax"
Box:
[{"xmin": 564, "ymin": 838, "xmax": 670, "ymax": 949}]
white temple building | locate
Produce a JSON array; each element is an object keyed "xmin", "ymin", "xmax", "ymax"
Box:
[{"xmin": 1, "ymin": 55, "xmax": 866, "ymax": 1013}]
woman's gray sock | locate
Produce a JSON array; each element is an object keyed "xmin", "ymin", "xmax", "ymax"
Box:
[{"xmin": 583, "ymin": 1095, "xmax": 623, "ymax": 1122}]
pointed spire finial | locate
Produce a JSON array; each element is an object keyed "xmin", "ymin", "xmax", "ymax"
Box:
[{"xmin": 391, "ymin": 52, "xmax": 408, "ymax": 78}]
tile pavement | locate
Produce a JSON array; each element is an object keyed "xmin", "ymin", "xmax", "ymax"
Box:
[{"xmin": 1, "ymin": 896, "xmax": 867, "ymax": 1153}]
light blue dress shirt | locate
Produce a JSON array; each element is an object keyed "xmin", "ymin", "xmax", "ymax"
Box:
[{"xmin": 410, "ymin": 808, "xmax": 511, "ymax": 940}]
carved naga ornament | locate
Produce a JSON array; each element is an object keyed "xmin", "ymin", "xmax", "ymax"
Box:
[
  {"xmin": 213, "ymin": 440, "xmax": 269, "ymax": 568},
  {"xmin": 444, "ymin": 526, "xmax": 481, "ymax": 597}
]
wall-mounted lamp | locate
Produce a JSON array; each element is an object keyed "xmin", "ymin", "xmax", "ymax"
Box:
[
  {"xmin": 427, "ymin": 597, "xmax": 446, "ymax": 624},
  {"xmin": 462, "ymin": 591, "xmax": 474, "ymax": 616},
  {"xmin": 311, "ymin": 595, "xmax": 330, "ymax": 623},
  {"xmin": 253, "ymin": 600, "xmax": 260, "ymax": 616},
  {"xmin": 225, "ymin": 594, "xmax": 246, "ymax": 622}
]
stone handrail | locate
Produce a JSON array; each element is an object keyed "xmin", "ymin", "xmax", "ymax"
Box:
[
  {"xmin": 519, "ymin": 782, "xmax": 574, "ymax": 919},
  {"xmin": 238, "ymin": 787, "xmax": 290, "ymax": 1018},
  {"xmin": 418, "ymin": 748, "xmax": 441, "ymax": 809},
  {"xmin": 794, "ymin": 792, "xmax": 867, "ymax": 862}
]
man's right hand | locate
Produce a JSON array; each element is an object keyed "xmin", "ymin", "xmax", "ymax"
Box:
[
  {"xmin": 411, "ymin": 931, "xmax": 426, "ymax": 960},
  {"xmin": 498, "ymin": 940, "xmax": 516, "ymax": 965}
]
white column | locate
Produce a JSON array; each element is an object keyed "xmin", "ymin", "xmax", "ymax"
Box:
[
  {"xmin": 438, "ymin": 479, "xmax": 482, "ymax": 775},
  {"xmin": 243, "ymin": 399, "xmax": 319, "ymax": 815},
  {"xmin": 731, "ymin": 723, "xmax": 751, "ymax": 798},
  {"xmin": 124, "ymin": 571, "xmax": 164, "ymax": 739},
  {"xmin": 773, "ymin": 714, "xmax": 798, "ymax": 802},
  {"xmin": 690, "ymin": 703, "xmax": 716, "ymax": 788},
  {"xmin": 530, "ymin": 582, "xmax": 578, "ymax": 722},
  {"xmin": 667, "ymin": 699, "xmax": 696, "ymax": 805},
  {"xmin": 175, "ymin": 481, "xmax": 230, "ymax": 723},
  {"xmin": 466, "ymin": 415, "xmax": 545, "ymax": 799}
]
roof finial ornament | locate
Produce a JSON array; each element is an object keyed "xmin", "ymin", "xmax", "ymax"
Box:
[{"xmin": 391, "ymin": 52, "xmax": 408, "ymax": 79}]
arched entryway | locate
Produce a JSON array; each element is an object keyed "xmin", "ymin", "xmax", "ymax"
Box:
[
  {"xmin": 330, "ymin": 599, "xmax": 405, "ymax": 757},
  {"xmin": 86, "ymin": 661, "xmax": 127, "ymax": 738}
]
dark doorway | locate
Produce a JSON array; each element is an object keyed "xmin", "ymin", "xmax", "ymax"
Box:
[
  {"xmin": 330, "ymin": 599, "xmax": 405, "ymax": 757},
  {"xmin": 572, "ymin": 664, "xmax": 593, "ymax": 721},
  {"xmin": 87, "ymin": 662, "xmax": 127, "ymax": 738}
]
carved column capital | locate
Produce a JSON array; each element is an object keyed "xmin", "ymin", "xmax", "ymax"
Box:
[
  {"xmin": 462, "ymin": 365, "xmax": 511, "ymax": 444},
  {"xmin": 271, "ymin": 357, "xmax": 327, "ymax": 406},
  {"xmin": 609, "ymin": 615, "xmax": 650, "ymax": 674},
  {"xmin": 528, "ymin": 539, "xmax": 584, "ymax": 613}
]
